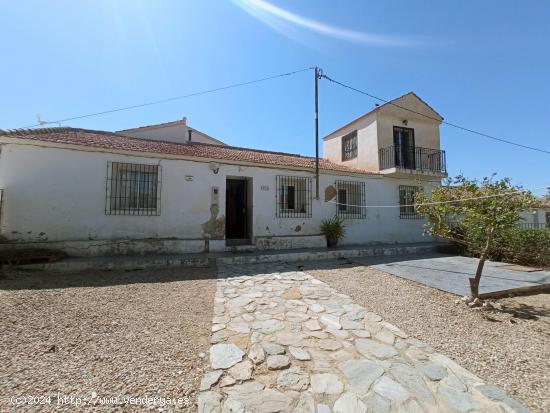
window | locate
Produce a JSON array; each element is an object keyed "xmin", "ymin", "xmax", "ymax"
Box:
[
  {"xmin": 546, "ymin": 212, "xmax": 550, "ymax": 228},
  {"xmin": 276, "ymin": 175, "xmax": 312, "ymax": 218},
  {"xmin": 342, "ymin": 131, "xmax": 358, "ymax": 161},
  {"xmin": 335, "ymin": 180, "xmax": 366, "ymax": 219},
  {"xmin": 106, "ymin": 162, "xmax": 161, "ymax": 215},
  {"xmin": 399, "ymin": 185, "xmax": 422, "ymax": 219}
]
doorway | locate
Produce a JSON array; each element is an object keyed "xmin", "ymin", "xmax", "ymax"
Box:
[
  {"xmin": 393, "ymin": 126, "xmax": 416, "ymax": 169},
  {"xmin": 225, "ymin": 178, "xmax": 250, "ymax": 243}
]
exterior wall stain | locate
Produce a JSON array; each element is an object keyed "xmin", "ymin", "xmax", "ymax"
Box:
[
  {"xmin": 294, "ymin": 225, "xmax": 302, "ymax": 232},
  {"xmin": 325, "ymin": 185, "xmax": 337, "ymax": 202},
  {"xmin": 202, "ymin": 204, "xmax": 225, "ymax": 239}
]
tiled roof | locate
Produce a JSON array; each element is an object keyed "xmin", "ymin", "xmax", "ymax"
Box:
[{"xmin": 0, "ymin": 127, "xmax": 379, "ymax": 175}]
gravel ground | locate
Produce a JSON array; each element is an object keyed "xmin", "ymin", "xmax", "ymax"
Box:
[
  {"xmin": 304, "ymin": 259, "xmax": 550, "ymax": 413},
  {"xmin": 0, "ymin": 267, "xmax": 217, "ymax": 412}
]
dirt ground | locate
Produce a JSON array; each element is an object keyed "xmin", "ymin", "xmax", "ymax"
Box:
[
  {"xmin": 0, "ymin": 267, "xmax": 217, "ymax": 412},
  {"xmin": 304, "ymin": 259, "xmax": 550, "ymax": 413}
]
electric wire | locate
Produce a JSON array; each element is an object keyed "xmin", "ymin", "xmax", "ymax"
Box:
[
  {"xmin": 321, "ymin": 74, "xmax": 550, "ymax": 155},
  {"xmin": 23, "ymin": 67, "xmax": 315, "ymax": 129},
  {"xmin": 325, "ymin": 185, "xmax": 549, "ymax": 209}
]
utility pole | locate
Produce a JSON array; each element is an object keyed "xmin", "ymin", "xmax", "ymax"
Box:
[{"xmin": 314, "ymin": 67, "xmax": 320, "ymax": 199}]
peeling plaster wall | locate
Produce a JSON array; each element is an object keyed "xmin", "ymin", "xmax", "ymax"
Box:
[{"xmin": 0, "ymin": 144, "xmax": 439, "ymax": 253}]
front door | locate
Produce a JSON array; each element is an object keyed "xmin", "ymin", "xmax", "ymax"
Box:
[
  {"xmin": 393, "ymin": 126, "xmax": 416, "ymax": 169},
  {"xmin": 225, "ymin": 179, "xmax": 249, "ymax": 240}
]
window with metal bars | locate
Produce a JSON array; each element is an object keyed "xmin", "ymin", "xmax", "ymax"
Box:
[
  {"xmin": 105, "ymin": 162, "xmax": 161, "ymax": 216},
  {"xmin": 276, "ymin": 175, "xmax": 312, "ymax": 218},
  {"xmin": 341, "ymin": 130, "xmax": 358, "ymax": 161},
  {"xmin": 399, "ymin": 185, "xmax": 422, "ymax": 219},
  {"xmin": 335, "ymin": 180, "xmax": 366, "ymax": 219}
]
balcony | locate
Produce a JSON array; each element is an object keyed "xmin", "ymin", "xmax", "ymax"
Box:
[{"xmin": 379, "ymin": 145, "xmax": 447, "ymax": 176}]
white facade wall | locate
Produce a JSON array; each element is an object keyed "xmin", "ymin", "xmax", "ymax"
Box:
[
  {"xmin": 0, "ymin": 143, "xmax": 437, "ymax": 254},
  {"xmin": 323, "ymin": 93, "xmax": 442, "ymax": 173}
]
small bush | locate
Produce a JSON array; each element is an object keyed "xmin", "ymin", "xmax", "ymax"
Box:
[
  {"xmin": 458, "ymin": 226, "xmax": 550, "ymax": 268},
  {"xmin": 320, "ymin": 216, "xmax": 346, "ymax": 242}
]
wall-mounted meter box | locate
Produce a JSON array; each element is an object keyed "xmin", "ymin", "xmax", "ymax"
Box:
[{"xmin": 212, "ymin": 186, "xmax": 219, "ymax": 206}]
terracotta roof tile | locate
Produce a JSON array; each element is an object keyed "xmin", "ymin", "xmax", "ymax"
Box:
[{"xmin": 0, "ymin": 127, "xmax": 379, "ymax": 176}]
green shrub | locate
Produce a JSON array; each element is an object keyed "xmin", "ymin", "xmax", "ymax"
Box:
[
  {"xmin": 457, "ymin": 226, "xmax": 550, "ymax": 268},
  {"xmin": 320, "ymin": 216, "xmax": 346, "ymax": 242}
]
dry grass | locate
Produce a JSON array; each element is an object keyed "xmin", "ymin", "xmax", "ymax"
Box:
[{"xmin": 0, "ymin": 267, "xmax": 217, "ymax": 412}]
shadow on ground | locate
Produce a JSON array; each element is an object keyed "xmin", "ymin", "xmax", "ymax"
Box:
[{"xmin": 0, "ymin": 265, "xmax": 217, "ymax": 290}]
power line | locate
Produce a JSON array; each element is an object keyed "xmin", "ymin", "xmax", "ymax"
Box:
[
  {"xmin": 321, "ymin": 74, "xmax": 550, "ymax": 155},
  {"xmin": 23, "ymin": 67, "xmax": 315, "ymax": 129},
  {"xmin": 326, "ymin": 185, "xmax": 548, "ymax": 209}
]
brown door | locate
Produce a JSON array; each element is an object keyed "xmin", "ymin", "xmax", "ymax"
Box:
[{"xmin": 225, "ymin": 179, "xmax": 249, "ymax": 239}]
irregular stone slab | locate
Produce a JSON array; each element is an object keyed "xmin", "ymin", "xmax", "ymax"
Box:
[
  {"xmin": 334, "ymin": 392, "xmax": 367, "ymax": 413},
  {"xmin": 248, "ymin": 343, "xmax": 266, "ymax": 364},
  {"xmin": 345, "ymin": 307, "xmax": 366, "ymax": 321},
  {"xmin": 311, "ymin": 373, "xmax": 344, "ymax": 395},
  {"xmin": 287, "ymin": 312, "xmax": 310, "ymax": 322},
  {"xmin": 356, "ymin": 339, "xmax": 398, "ymax": 359},
  {"xmin": 363, "ymin": 392, "xmax": 390, "ymax": 413},
  {"xmin": 223, "ymin": 382, "xmax": 290, "ymax": 413},
  {"xmin": 294, "ymin": 392, "xmax": 315, "ymax": 413},
  {"xmin": 373, "ymin": 376, "xmax": 410, "ymax": 402},
  {"xmin": 350, "ymin": 329, "xmax": 370, "ymax": 338},
  {"xmin": 327, "ymin": 328, "xmax": 350, "ymax": 340},
  {"xmin": 267, "ymin": 355, "xmax": 291, "ymax": 370},
  {"xmin": 282, "ymin": 287, "xmax": 302, "ymax": 299},
  {"xmin": 475, "ymin": 384, "xmax": 531, "ymax": 413},
  {"xmin": 252, "ymin": 319, "xmax": 285, "ymax": 334},
  {"xmin": 374, "ymin": 329, "xmax": 395, "ymax": 345},
  {"xmin": 306, "ymin": 330, "xmax": 329, "ymax": 339},
  {"xmin": 197, "ymin": 391, "xmax": 222, "ymax": 413},
  {"xmin": 210, "ymin": 343, "xmax": 245, "ymax": 369},
  {"xmin": 304, "ymin": 319, "xmax": 322, "ymax": 331},
  {"xmin": 220, "ymin": 376, "xmax": 236, "ymax": 387},
  {"xmin": 212, "ymin": 324, "xmax": 225, "ymax": 333},
  {"xmin": 438, "ymin": 385, "xmax": 480, "ymax": 412},
  {"xmin": 261, "ymin": 342, "xmax": 285, "ymax": 355},
  {"xmin": 365, "ymin": 312, "xmax": 382, "ymax": 322},
  {"xmin": 274, "ymin": 331, "xmax": 306, "ymax": 346},
  {"xmin": 418, "ymin": 362, "xmax": 448, "ymax": 381},
  {"xmin": 338, "ymin": 359, "xmax": 384, "ymax": 394},
  {"xmin": 200, "ymin": 370, "xmax": 223, "ymax": 391},
  {"xmin": 228, "ymin": 359, "xmax": 254, "ymax": 381},
  {"xmin": 390, "ymin": 364, "xmax": 434, "ymax": 402},
  {"xmin": 317, "ymin": 404, "xmax": 331, "ymax": 413},
  {"xmin": 227, "ymin": 322, "xmax": 250, "ymax": 334},
  {"xmin": 288, "ymin": 346, "xmax": 311, "ymax": 361},
  {"xmin": 276, "ymin": 366, "xmax": 310, "ymax": 390},
  {"xmin": 319, "ymin": 339, "xmax": 343, "ymax": 351},
  {"xmin": 320, "ymin": 314, "xmax": 342, "ymax": 330},
  {"xmin": 340, "ymin": 319, "xmax": 364, "ymax": 330},
  {"xmin": 309, "ymin": 303, "xmax": 325, "ymax": 313}
]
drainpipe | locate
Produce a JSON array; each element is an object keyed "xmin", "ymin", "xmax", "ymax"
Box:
[{"xmin": 188, "ymin": 129, "xmax": 192, "ymax": 142}]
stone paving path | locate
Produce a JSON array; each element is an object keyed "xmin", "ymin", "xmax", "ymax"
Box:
[{"xmin": 198, "ymin": 263, "xmax": 530, "ymax": 413}]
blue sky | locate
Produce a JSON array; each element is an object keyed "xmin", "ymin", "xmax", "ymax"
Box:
[{"xmin": 1, "ymin": 0, "xmax": 548, "ymax": 195}]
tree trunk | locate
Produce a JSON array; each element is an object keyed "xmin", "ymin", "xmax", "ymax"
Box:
[{"xmin": 469, "ymin": 227, "xmax": 494, "ymax": 298}]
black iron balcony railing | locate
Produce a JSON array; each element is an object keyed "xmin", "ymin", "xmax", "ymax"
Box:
[{"xmin": 379, "ymin": 145, "xmax": 446, "ymax": 173}]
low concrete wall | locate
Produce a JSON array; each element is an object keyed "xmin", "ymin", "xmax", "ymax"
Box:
[{"xmin": 255, "ymin": 235, "xmax": 326, "ymax": 250}]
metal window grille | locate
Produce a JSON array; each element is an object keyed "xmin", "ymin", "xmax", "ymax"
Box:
[
  {"xmin": 276, "ymin": 175, "xmax": 312, "ymax": 218},
  {"xmin": 399, "ymin": 185, "xmax": 422, "ymax": 219},
  {"xmin": 105, "ymin": 162, "xmax": 161, "ymax": 216},
  {"xmin": 341, "ymin": 131, "xmax": 358, "ymax": 161},
  {"xmin": 335, "ymin": 180, "xmax": 366, "ymax": 219}
]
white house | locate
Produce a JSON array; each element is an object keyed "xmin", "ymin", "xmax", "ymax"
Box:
[{"xmin": 0, "ymin": 92, "xmax": 447, "ymax": 256}]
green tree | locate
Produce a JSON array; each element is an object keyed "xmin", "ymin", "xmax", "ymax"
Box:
[{"xmin": 415, "ymin": 175, "xmax": 536, "ymax": 298}]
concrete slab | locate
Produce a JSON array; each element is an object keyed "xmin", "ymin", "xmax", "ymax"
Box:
[{"xmin": 353, "ymin": 253, "xmax": 550, "ymax": 297}]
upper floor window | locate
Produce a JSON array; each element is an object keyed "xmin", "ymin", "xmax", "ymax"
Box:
[
  {"xmin": 106, "ymin": 162, "xmax": 161, "ymax": 216},
  {"xmin": 399, "ymin": 185, "xmax": 422, "ymax": 219},
  {"xmin": 276, "ymin": 175, "xmax": 312, "ymax": 218},
  {"xmin": 335, "ymin": 180, "xmax": 366, "ymax": 219},
  {"xmin": 341, "ymin": 131, "xmax": 358, "ymax": 161}
]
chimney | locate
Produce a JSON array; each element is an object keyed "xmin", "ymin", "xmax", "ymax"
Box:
[{"xmin": 181, "ymin": 117, "xmax": 187, "ymax": 125}]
